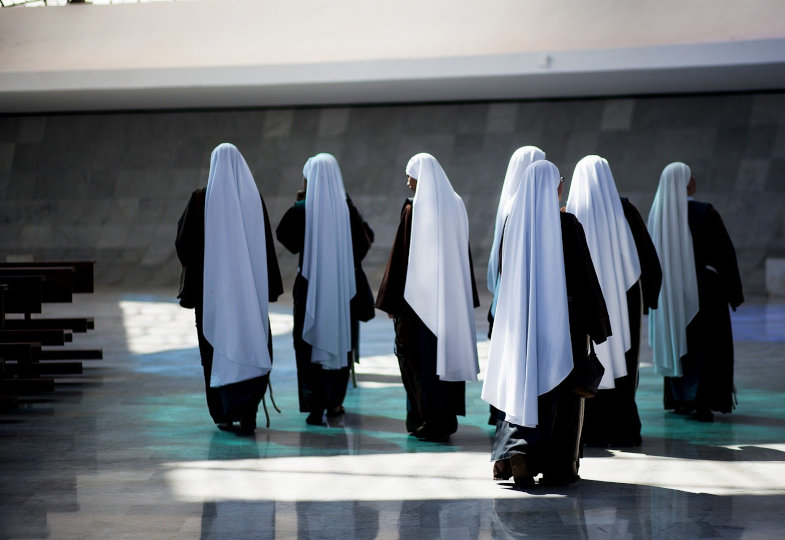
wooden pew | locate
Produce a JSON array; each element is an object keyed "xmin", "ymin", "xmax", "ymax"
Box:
[
  {"xmin": 0, "ymin": 261, "xmax": 94, "ymax": 293},
  {"xmin": 0, "ymin": 262, "xmax": 98, "ymax": 405},
  {"xmin": 0, "ymin": 262, "xmax": 102, "ymax": 361},
  {"xmin": 0, "ymin": 266, "xmax": 74, "ymax": 303},
  {"xmin": 0, "ymin": 341, "xmax": 55, "ymax": 398},
  {"xmin": 0, "ymin": 275, "xmax": 43, "ymax": 316}
]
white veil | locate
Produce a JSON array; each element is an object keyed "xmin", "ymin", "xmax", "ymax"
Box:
[
  {"xmin": 565, "ymin": 155, "xmax": 641, "ymax": 389},
  {"xmin": 203, "ymin": 143, "xmax": 271, "ymax": 387},
  {"xmin": 302, "ymin": 153, "xmax": 356, "ymax": 370},
  {"xmin": 404, "ymin": 153, "xmax": 479, "ymax": 382},
  {"xmin": 647, "ymin": 162, "xmax": 699, "ymax": 377},
  {"xmin": 481, "ymin": 160, "xmax": 573, "ymax": 427}
]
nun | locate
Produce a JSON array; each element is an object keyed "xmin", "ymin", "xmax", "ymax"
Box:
[
  {"xmin": 175, "ymin": 143, "xmax": 283, "ymax": 434},
  {"xmin": 486, "ymin": 145, "xmax": 546, "ymax": 426},
  {"xmin": 276, "ymin": 153, "xmax": 374, "ymax": 426},
  {"xmin": 376, "ymin": 153, "xmax": 480, "ymax": 442},
  {"xmin": 647, "ymin": 162, "xmax": 743, "ymax": 422},
  {"xmin": 565, "ymin": 155, "xmax": 662, "ymax": 447},
  {"xmin": 482, "ymin": 160, "xmax": 610, "ymax": 487}
]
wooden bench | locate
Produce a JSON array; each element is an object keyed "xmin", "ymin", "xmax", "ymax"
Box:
[
  {"xmin": 0, "ymin": 261, "xmax": 94, "ymax": 293},
  {"xmin": 0, "ymin": 262, "xmax": 102, "ymax": 361},
  {"xmin": 0, "ymin": 266, "xmax": 74, "ymax": 303},
  {"xmin": 0, "ymin": 261, "xmax": 99, "ymax": 408}
]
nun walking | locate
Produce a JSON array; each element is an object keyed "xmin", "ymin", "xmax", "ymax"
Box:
[
  {"xmin": 376, "ymin": 153, "xmax": 480, "ymax": 442},
  {"xmin": 176, "ymin": 143, "xmax": 283, "ymax": 434},
  {"xmin": 647, "ymin": 162, "xmax": 743, "ymax": 422},
  {"xmin": 486, "ymin": 145, "xmax": 546, "ymax": 426},
  {"xmin": 276, "ymin": 153, "xmax": 374, "ymax": 426},
  {"xmin": 482, "ymin": 160, "xmax": 610, "ymax": 487},
  {"xmin": 565, "ymin": 155, "xmax": 661, "ymax": 447}
]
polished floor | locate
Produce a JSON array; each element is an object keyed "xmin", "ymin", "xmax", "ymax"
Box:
[{"xmin": 1, "ymin": 290, "xmax": 784, "ymax": 539}]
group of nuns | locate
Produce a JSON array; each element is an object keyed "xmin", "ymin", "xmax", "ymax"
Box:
[{"xmin": 177, "ymin": 142, "xmax": 742, "ymax": 489}]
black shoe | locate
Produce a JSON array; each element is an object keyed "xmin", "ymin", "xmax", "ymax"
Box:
[
  {"xmin": 414, "ymin": 422, "xmax": 449, "ymax": 443},
  {"xmin": 217, "ymin": 422, "xmax": 235, "ymax": 432},
  {"xmin": 238, "ymin": 417, "xmax": 256, "ymax": 434},
  {"xmin": 306, "ymin": 411, "xmax": 325, "ymax": 426},
  {"xmin": 405, "ymin": 412, "xmax": 423, "ymax": 434},
  {"xmin": 539, "ymin": 473, "xmax": 579, "ymax": 486},
  {"xmin": 610, "ymin": 434, "xmax": 642, "ymax": 447},
  {"xmin": 582, "ymin": 438, "xmax": 610, "ymax": 448},
  {"xmin": 326, "ymin": 405, "xmax": 345, "ymax": 418},
  {"xmin": 692, "ymin": 409, "xmax": 714, "ymax": 423}
]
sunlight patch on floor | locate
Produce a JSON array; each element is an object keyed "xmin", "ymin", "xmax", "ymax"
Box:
[
  {"xmin": 163, "ymin": 451, "xmax": 557, "ymax": 503},
  {"xmin": 163, "ymin": 448, "xmax": 785, "ymax": 504},
  {"xmin": 581, "ymin": 449, "xmax": 785, "ymax": 496},
  {"xmin": 119, "ymin": 300, "xmax": 294, "ymax": 355}
]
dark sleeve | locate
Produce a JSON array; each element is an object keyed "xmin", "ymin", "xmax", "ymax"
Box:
[
  {"xmin": 347, "ymin": 196, "xmax": 373, "ymax": 264},
  {"xmin": 175, "ymin": 188, "xmax": 205, "ymax": 267},
  {"xmin": 706, "ymin": 205, "xmax": 744, "ymax": 310},
  {"xmin": 562, "ymin": 213, "xmax": 612, "ymax": 345},
  {"xmin": 468, "ymin": 246, "xmax": 480, "ymax": 308},
  {"xmin": 621, "ymin": 197, "xmax": 662, "ymax": 313},
  {"xmin": 275, "ymin": 203, "xmax": 305, "ymax": 255},
  {"xmin": 262, "ymin": 198, "xmax": 284, "ymax": 302},
  {"xmin": 375, "ymin": 200, "xmax": 412, "ymax": 315}
]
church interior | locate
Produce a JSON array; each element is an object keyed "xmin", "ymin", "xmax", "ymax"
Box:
[{"xmin": 1, "ymin": 1, "xmax": 785, "ymax": 538}]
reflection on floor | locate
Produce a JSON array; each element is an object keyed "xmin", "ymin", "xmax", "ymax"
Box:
[{"xmin": 1, "ymin": 290, "xmax": 784, "ymax": 539}]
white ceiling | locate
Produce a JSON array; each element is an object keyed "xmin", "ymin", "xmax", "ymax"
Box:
[{"xmin": 1, "ymin": 0, "xmax": 784, "ymax": 113}]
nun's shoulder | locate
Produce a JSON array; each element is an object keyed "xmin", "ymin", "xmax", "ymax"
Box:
[{"xmin": 560, "ymin": 210, "xmax": 582, "ymax": 229}]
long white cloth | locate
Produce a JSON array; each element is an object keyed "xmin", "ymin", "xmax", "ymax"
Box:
[
  {"xmin": 647, "ymin": 162, "xmax": 699, "ymax": 377},
  {"xmin": 565, "ymin": 155, "xmax": 641, "ymax": 389},
  {"xmin": 487, "ymin": 146, "xmax": 546, "ymax": 296},
  {"xmin": 404, "ymin": 153, "xmax": 479, "ymax": 382},
  {"xmin": 203, "ymin": 143, "xmax": 271, "ymax": 387},
  {"xmin": 302, "ymin": 153, "xmax": 356, "ymax": 370},
  {"xmin": 481, "ymin": 160, "xmax": 573, "ymax": 428}
]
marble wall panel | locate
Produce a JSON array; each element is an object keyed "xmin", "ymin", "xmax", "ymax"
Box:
[
  {"xmin": 600, "ymin": 99, "xmax": 635, "ymax": 131},
  {"xmin": 2, "ymin": 90, "xmax": 783, "ymax": 293},
  {"xmin": 0, "ymin": 143, "xmax": 14, "ymax": 172}
]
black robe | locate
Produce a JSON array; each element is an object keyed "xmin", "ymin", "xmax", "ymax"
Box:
[
  {"xmin": 275, "ymin": 196, "xmax": 374, "ymax": 415},
  {"xmin": 375, "ymin": 198, "xmax": 481, "ymax": 437},
  {"xmin": 582, "ymin": 197, "xmax": 663, "ymax": 447},
  {"xmin": 175, "ymin": 187, "xmax": 283, "ymax": 425},
  {"xmin": 491, "ymin": 212, "xmax": 611, "ymax": 483},
  {"xmin": 664, "ymin": 200, "xmax": 744, "ymax": 414}
]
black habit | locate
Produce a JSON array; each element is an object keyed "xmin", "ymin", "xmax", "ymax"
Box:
[
  {"xmin": 375, "ymin": 198, "xmax": 481, "ymax": 440},
  {"xmin": 664, "ymin": 200, "xmax": 744, "ymax": 415},
  {"xmin": 582, "ymin": 197, "xmax": 663, "ymax": 447}
]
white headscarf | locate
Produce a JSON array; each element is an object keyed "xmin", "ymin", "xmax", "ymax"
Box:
[
  {"xmin": 404, "ymin": 153, "xmax": 479, "ymax": 382},
  {"xmin": 647, "ymin": 162, "xmax": 699, "ymax": 377},
  {"xmin": 481, "ymin": 160, "xmax": 573, "ymax": 428},
  {"xmin": 203, "ymin": 143, "xmax": 271, "ymax": 387},
  {"xmin": 487, "ymin": 146, "xmax": 546, "ymax": 298},
  {"xmin": 302, "ymin": 153, "xmax": 356, "ymax": 370},
  {"xmin": 565, "ymin": 155, "xmax": 641, "ymax": 389}
]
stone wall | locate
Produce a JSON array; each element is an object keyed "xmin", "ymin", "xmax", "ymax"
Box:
[{"xmin": 1, "ymin": 91, "xmax": 784, "ymax": 295}]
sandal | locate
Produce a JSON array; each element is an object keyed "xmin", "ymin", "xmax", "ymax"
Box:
[
  {"xmin": 510, "ymin": 454, "xmax": 534, "ymax": 488},
  {"xmin": 326, "ymin": 405, "xmax": 345, "ymax": 418},
  {"xmin": 493, "ymin": 459, "xmax": 512, "ymax": 481}
]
